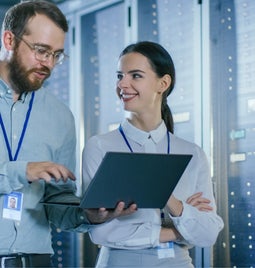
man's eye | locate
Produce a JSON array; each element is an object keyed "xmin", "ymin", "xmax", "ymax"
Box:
[
  {"xmin": 133, "ymin": 73, "xmax": 142, "ymax": 79},
  {"xmin": 117, "ymin": 74, "xmax": 124, "ymax": 80},
  {"xmin": 35, "ymin": 46, "xmax": 48, "ymax": 55},
  {"xmin": 54, "ymin": 52, "xmax": 62, "ymax": 59}
]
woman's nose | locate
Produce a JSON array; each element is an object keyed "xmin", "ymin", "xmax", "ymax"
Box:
[{"xmin": 118, "ymin": 75, "xmax": 129, "ymax": 88}]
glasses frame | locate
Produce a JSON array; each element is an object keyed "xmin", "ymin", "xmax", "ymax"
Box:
[{"xmin": 15, "ymin": 35, "xmax": 68, "ymax": 65}]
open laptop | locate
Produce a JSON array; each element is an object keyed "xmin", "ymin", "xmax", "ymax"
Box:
[{"xmin": 43, "ymin": 152, "xmax": 192, "ymax": 209}]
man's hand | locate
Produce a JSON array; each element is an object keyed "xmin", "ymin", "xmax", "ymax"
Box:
[
  {"xmin": 26, "ymin": 161, "xmax": 76, "ymax": 183},
  {"xmin": 85, "ymin": 201, "xmax": 137, "ymax": 224}
]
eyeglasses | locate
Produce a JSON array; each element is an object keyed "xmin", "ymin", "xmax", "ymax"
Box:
[{"xmin": 15, "ymin": 36, "xmax": 68, "ymax": 65}]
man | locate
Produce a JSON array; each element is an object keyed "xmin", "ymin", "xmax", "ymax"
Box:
[
  {"xmin": 0, "ymin": 1, "xmax": 136, "ymax": 267},
  {"xmin": 8, "ymin": 197, "xmax": 16, "ymax": 209}
]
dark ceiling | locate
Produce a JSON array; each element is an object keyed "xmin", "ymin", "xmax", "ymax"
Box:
[
  {"xmin": 0, "ymin": 0, "xmax": 19, "ymax": 5},
  {"xmin": 0, "ymin": 0, "xmax": 67, "ymax": 7}
]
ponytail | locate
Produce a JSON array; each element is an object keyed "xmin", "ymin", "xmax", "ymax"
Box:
[{"xmin": 161, "ymin": 94, "xmax": 174, "ymax": 133}]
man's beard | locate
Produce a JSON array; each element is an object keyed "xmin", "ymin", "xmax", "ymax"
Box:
[{"xmin": 8, "ymin": 48, "xmax": 51, "ymax": 95}]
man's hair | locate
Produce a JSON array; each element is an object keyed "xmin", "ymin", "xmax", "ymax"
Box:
[{"xmin": 2, "ymin": 0, "xmax": 68, "ymax": 38}]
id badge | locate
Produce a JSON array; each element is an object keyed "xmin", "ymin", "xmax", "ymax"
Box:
[
  {"xmin": 157, "ymin": 241, "xmax": 175, "ymax": 259},
  {"xmin": 2, "ymin": 192, "xmax": 23, "ymax": 221}
]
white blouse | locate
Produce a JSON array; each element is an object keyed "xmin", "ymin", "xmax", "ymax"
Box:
[{"xmin": 82, "ymin": 119, "xmax": 224, "ymax": 250}]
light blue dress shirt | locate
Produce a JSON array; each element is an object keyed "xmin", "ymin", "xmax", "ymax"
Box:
[{"xmin": 0, "ymin": 79, "xmax": 88, "ymax": 255}]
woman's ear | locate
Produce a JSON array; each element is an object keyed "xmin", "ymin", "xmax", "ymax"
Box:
[{"xmin": 158, "ymin": 74, "xmax": 171, "ymax": 94}]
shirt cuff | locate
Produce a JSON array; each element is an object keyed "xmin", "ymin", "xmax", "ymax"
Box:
[{"xmin": 7, "ymin": 161, "xmax": 29, "ymax": 186}]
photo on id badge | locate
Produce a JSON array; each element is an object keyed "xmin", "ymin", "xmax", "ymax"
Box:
[{"xmin": 3, "ymin": 191, "xmax": 23, "ymax": 221}]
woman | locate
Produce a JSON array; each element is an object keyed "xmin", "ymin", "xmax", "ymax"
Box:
[{"xmin": 82, "ymin": 41, "xmax": 224, "ymax": 267}]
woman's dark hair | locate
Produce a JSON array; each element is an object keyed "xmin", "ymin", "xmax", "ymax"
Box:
[
  {"xmin": 2, "ymin": 0, "xmax": 68, "ymax": 38},
  {"xmin": 119, "ymin": 41, "xmax": 176, "ymax": 133}
]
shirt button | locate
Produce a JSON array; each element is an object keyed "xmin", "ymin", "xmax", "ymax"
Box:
[{"xmin": 13, "ymin": 134, "xmax": 17, "ymax": 140}]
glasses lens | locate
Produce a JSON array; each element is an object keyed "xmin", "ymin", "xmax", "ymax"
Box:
[
  {"xmin": 34, "ymin": 47, "xmax": 50, "ymax": 63},
  {"xmin": 55, "ymin": 53, "xmax": 65, "ymax": 65},
  {"xmin": 34, "ymin": 46, "xmax": 66, "ymax": 65}
]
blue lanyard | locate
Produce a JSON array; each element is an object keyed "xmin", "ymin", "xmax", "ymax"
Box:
[
  {"xmin": 118, "ymin": 124, "xmax": 170, "ymax": 154},
  {"xmin": 0, "ymin": 92, "xmax": 35, "ymax": 161}
]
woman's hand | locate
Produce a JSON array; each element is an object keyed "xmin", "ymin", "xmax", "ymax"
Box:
[
  {"xmin": 85, "ymin": 201, "xmax": 137, "ymax": 224},
  {"xmin": 166, "ymin": 192, "xmax": 213, "ymax": 217},
  {"xmin": 186, "ymin": 192, "xmax": 213, "ymax": 212},
  {"xmin": 162, "ymin": 192, "xmax": 213, "ymax": 243},
  {"xmin": 166, "ymin": 195, "xmax": 184, "ymax": 217},
  {"xmin": 160, "ymin": 227, "xmax": 182, "ymax": 243}
]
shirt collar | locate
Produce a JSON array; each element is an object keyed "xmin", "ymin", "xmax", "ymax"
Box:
[
  {"xmin": 0, "ymin": 78, "xmax": 28, "ymax": 102},
  {"xmin": 121, "ymin": 119, "xmax": 167, "ymax": 146},
  {"xmin": 0, "ymin": 79, "xmax": 12, "ymax": 99}
]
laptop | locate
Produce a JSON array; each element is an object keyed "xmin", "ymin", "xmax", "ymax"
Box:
[{"xmin": 43, "ymin": 152, "xmax": 192, "ymax": 209}]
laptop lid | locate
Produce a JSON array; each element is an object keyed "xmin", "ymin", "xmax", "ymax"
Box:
[{"xmin": 80, "ymin": 151, "xmax": 192, "ymax": 209}]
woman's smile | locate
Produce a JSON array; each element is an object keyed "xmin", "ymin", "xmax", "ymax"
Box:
[{"xmin": 120, "ymin": 92, "xmax": 138, "ymax": 102}]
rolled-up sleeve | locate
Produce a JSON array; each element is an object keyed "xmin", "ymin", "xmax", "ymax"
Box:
[
  {"xmin": 169, "ymin": 144, "xmax": 224, "ymax": 247},
  {"xmin": 169, "ymin": 203, "xmax": 224, "ymax": 247},
  {"xmin": 88, "ymin": 213, "xmax": 162, "ymax": 249}
]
